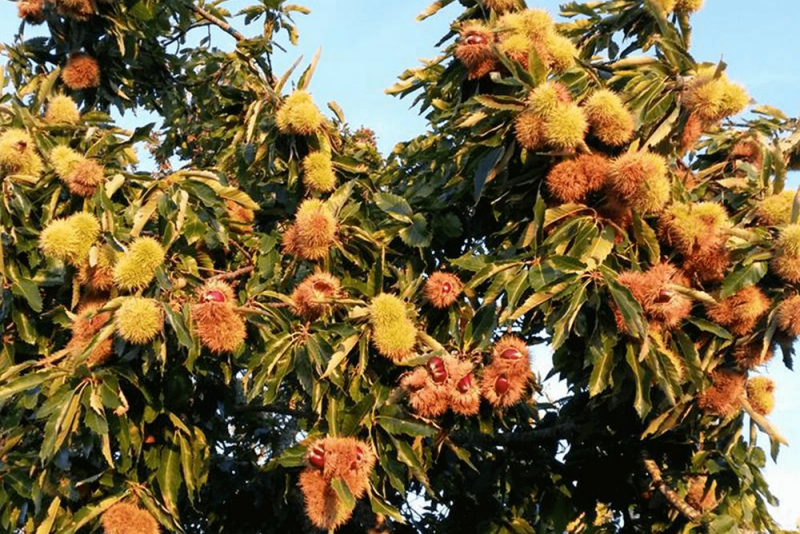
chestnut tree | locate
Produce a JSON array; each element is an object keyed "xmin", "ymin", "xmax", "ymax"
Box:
[{"xmin": 0, "ymin": 0, "xmax": 798, "ymax": 532}]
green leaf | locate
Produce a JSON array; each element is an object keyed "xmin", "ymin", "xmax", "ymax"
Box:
[
  {"xmin": 129, "ymin": 0, "xmax": 155, "ymax": 20},
  {"xmin": 65, "ymin": 495, "xmax": 126, "ymax": 534},
  {"xmin": 0, "ymin": 371, "xmax": 52, "ymax": 403},
  {"xmin": 178, "ymin": 433, "xmax": 196, "ymax": 502},
  {"xmin": 330, "ymin": 477, "xmax": 356, "ymax": 513},
  {"xmin": 527, "ymin": 45, "xmax": 548, "ymax": 85},
  {"xmin": 321, "ymin": 333, "xmax": 360, "ymax": 379},
  {"xmin": 709, "ymin": 515, "xmax": 737, "ymax": 534},
  {"xmin": 463, "ymin": 304, "xmax": 497, "ymax": 351},
  {"xmin": 35, "ymin": 496, "xmax": 61, "ymax": 534},
  {"xmin": 473, "ymin": 147, "xmax": 505, "ymax": 202},
  {"xmin": 11, "ymin": 277, "xmax": 42, "ymax": 312},
  {"xmin": 374, "ymin": 192, "xmax": 413, "ymax": 223},
  {"xmin": 581, "ymin": 225, "xmax": 615, "ymax": 269},
  {"xmin": 163, "ymin": 303, "xmax": 192, "ymax": 349},
  {"xmin": 550, "ymin": 282, "xmax": 588, "ymax": 350},
  {"xmin": 399, "ymin": 213, "xmax": 432, "ymax": 248},
  {"xmin": 503, "ymin": 279, "xmax": 573, "ymax": 324},
  {"xmin": 392, "ymin": 437, "xmax": 430, "ymax": 489},
  {"xmin": 340, "ymin": 394, "xmax": 376, "ymax": 436},
  {"xmin": 686, "ymin": 317, "xmax": 733, "ymax": 340},
  {"xmin": 632, "ymin": 213, "xmax": 660, "ymax": 263},
  {"xmin": 473, "ymin": 95, "xmax": 526, "ymax": 112},
  {"xmin": 157, "ymin": 446, "xmax": 182, "ymax": 515},
  {"xmin": 369, "ymin": 493, "xmax": 406, "ymax": 524},
  {"xmin": 416, "ymin": 0, "xmax": 457, "ymax": 21},
  {"xmin": 588, "ymin": 328, "xmax": 618, "ymax": 397},
  {"xmin": 603, "ymin": 268, "xmax": 647, "ymax": 339},
  {"xmin": 719, "ymin": 261, "xmax": 768, "ymax": 298},
  {"xmin": 376, "ymin": 416, "xmax": 436, "ymax": 437},
  {"xmin": 625, "ymin": 344, "xmax": 652, "ymax": 419}
]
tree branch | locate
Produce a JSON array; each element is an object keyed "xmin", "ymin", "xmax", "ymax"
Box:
[
  {"xmin": 189, "ymin": 4, "xmax": 273, "ymax": 81},
  {"xmin": 191, "ymin": 5, "xmax": 245, "ymax": 42},
  {"xmin": 450, "ymin": 424, "xmax": 578, "ymax": 447},
  {"xmin": 234, "ymin": 405, "xmax": 312, "ymax": 417},
  {"xmin": 211, "ymin": 265, "xmax": 255, "ymax": 282},
  {"xmin": 641, "ymin": 453, "xmax": 702, "ymax": 522}
]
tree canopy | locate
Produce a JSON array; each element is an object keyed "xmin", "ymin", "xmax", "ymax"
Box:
[{"xmin": 1, "ymin": 0, "xmax": 799, "ymax": 532}]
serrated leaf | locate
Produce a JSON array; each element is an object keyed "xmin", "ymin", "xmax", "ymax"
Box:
[
  {"xmin": 473, "ymin": 146, "xmax": 505, "ymax": 202},
  {"xmin": 374, "ymin": 192, "xmax": 413, "ymax": 222},
  {"xmin": 473, "ymin": 95, "xmax": 526, "ymax": 112},
  {"xmin": 399, "ymin": 213, "xmax": 432, "ymax": 248},
  {"xmin": 11, "ymin": 277, "xmax": 42, "ymax": 312},
  {"xmin": 588, "ymin": 328, "xmax": 618, "ymax": 397},
  {"xmin": 719, "ymin": 261, "xmax": 768, "ymax": 298},
  {"xmin": 157, "ymin": 446, "xmax": 182, "ymax": 515},
  {"xmin": 370, "ymin": 493, "xmax": 406, "ymax": 524}
]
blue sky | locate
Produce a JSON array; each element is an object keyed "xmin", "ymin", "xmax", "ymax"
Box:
[{"xmin": 1, "ymin": 0, "xmax": 798, "ymax": 527}]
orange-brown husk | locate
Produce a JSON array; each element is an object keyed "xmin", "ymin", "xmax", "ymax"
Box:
[
  {"xmin": 67, "ymin": 301, "xmax": 113, "ymax": 367},
  {"xmin": 680, "ymin": 112, "xmax": 706, "ymax": 154},
  {"xmin": 706, "ymin": 286, "xmax": 770, "ymax": 336},
  {"xmin": 776, "ymin": 295, "xmax": 800, "ymax": 337},
  {"xmin": 732, "ymin": 342, "xmax": 774, "ymax": 370},
  {"xmin": 731, "ymin": 137, "xmax": 763, "ymax": 169},
  {"xmin": 17, "ymin": 0, "xmax": 45, "ymax": 24},
  {"xmin": 455, "ymin": 23, "xmax": 497, "ymax": 80},
  {"xmin": 686, "ymin": 476, "xmax": 718, "ymax": 512},
  {"xmin": 281, "ymin": 224, "xmax": 302, "ymax": 257},
  {"xmin": 480, "ymin": 362, "xmax": 530, "ymax": 408},
  {"xmin": 56, "ymin": 0, "xmax": 94, "ymax": 20},
  {"xmin": 490, "ymin": 335, "xmax": 531, "ymax": 374},
  {"xmin": 100, "ymin": 502, "xmax": 160, "ymax": 534},
  {"xmin": 424, "ymin": 272, "xmax": 462, "ymax": 309},
  {"xmin": 77, "ymin": 261, "xmax": 115, "ymax": 293},
  {"xmin": 61, "ymin": 54, "xmax": 100, "ymax": 90},
  {"xmin": 697, "ymin": 368, "xmax": 746, "ymax": 417},
  {"xmin": 617, "ymin": 263, "xmax": 692, "ymax": 329},
  {"xmin": 400, "ymin": 367, "xmax": 450, "ymax": 418},
  {"xmin": 682, "ymin": 238, "xmax": 731, "ymax": 284},
  {"xmin": 514, "ymin": 111, "xmax": 546, "ymax": 151},
  {"xmin": 193, "ymin": 283, "xmax": 246, "ymax": 354},
  {"xmin": 291, "ymin": 272, "xmax": 341, "ymax": 320},
  {"xmin": 299, "ymin": 469, "xmax": 351, "ymax": 531},
  {"xmin": 311, "ymin": 437, "xmax": 376, "ymax": 499},
  {"xmin": 546, "ymin": 154, "xmax": 610, "ymax": 204},
  {"xmin": 66, "ymin": 159, "xmax": 104, "ymax": 197},
  {"xmin": 446, "ymin": 357, "xmax": 481, "ymax": 415}
]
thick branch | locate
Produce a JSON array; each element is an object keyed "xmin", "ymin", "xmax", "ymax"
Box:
[
  {"xmin": 641, "ymin": 453, "xmax": 702, "ymax": 522},
  {"xmin": 451, "ymin": 424, "xmax": 578, "ymax": 446},
  {"xmin": 234, "ymin": 405, "xmax": 311, "ymax": 417}
]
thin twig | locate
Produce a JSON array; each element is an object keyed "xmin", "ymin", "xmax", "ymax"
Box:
[
  {"xmin": 236, "ymin": 305, "xmax": 290, "ymax": 316},
  {"xmin": 211, "ymin": 265, "xmax": 255, "ymax": 282},
  {"xmin": 641, "ymin": 453, "xmax": 702, "ymax": 522},
  {"xmin": 189, "ymin": 4, "xmax": 272, "ymax": 81},
  {"xmin": 191, "ymin": 5, "xmax": 245, "ymax": 41}
]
